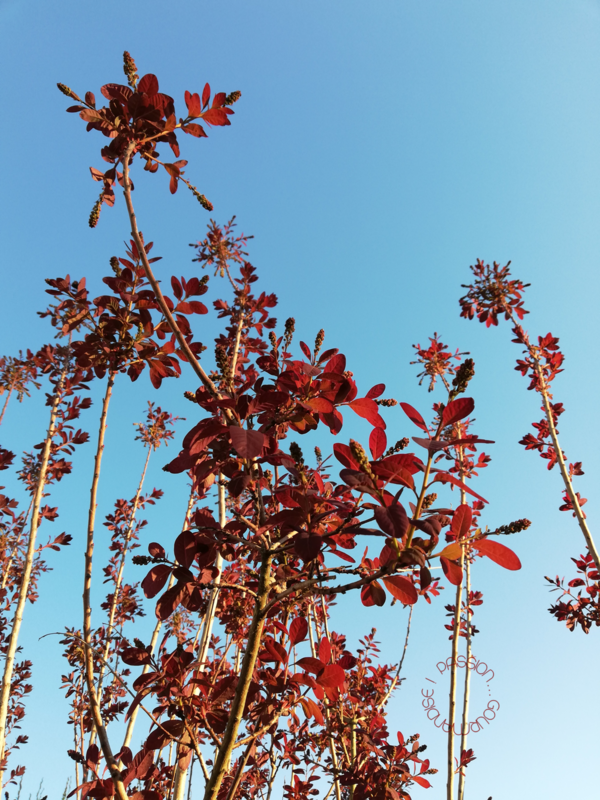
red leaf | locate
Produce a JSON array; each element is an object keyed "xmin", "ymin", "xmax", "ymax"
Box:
[
  {"xmin": 259, "ymin": 637, "xmax": 288, "ymax": 663},
  {"xmin": 374, "ymin": 502, "xmax": 408, "ymax": 539},
  {"xmin": 442, "ymin": 397, "xmax": 475, "ymax": 427},
  {"xmin": 202, "ymin": 82, "xmax": 211, "ymax": 108},
  {"xmin": 202, "ymin": 107, "xmax": 231, "ymax": 126},
  {"xmin": 307, "ymin": 698, "xmax": 324, "ymax": 726},
  {"xmin": 333, "ymin": 443, "xmax": 359, "ymax": 470},
  {"xmin": 182, "ymin": 123, "xmax": 207, "ymax": 138},
  {"xmin": 174, "ymin": 530, "xmax": 196, "ymax": 569},
  {"xmin": 138, "ymin": 74, "xmax": 159, "ymax": 96},
  {"xmin": 383, "ymin": 575, "xmax": 418, "ymax": 605},
  {"xmin": 412, "ymin": 776, "xmax": 431, "ymax": 789},
  {"xmin": 316, "ymin": 664, "xmax": 345, "ymax": 689},
  {"xmin": 366, "ymin": 383, "xmax": 385, "ymax": 399},
  {"xmin": 184, "ymin": 90, "xmax": 201, "ymax": 117},
  {"xmin": 141, "ymin": 564, "xmax": 172, "ymax": 599},
  {"xmin": 369, "ymin": 427, "xmax": 387, "ymax": 460},
  {"xmin": 148, "ymin": 543, "xmax": 165, "ymax": 558},
  {"xmin": 473, "ymin": 539, "xmax": 521, "ymax": 570},
  {"xmin": 300, "ymin": 341, "xmax": 312, "ymax": 359},
  {"xmin": 171, "ymin": 276, "xmax": 183, "ymax": 300},
  {"xmin": 399, "ymin": 403, "xmax": 428, "ymax": 432},
  {"xmin": 145, "ymin": 719, "xmax": 184, "ymax": 751},
  {"xmin": 156, "ymin": 583, "xmax": 186, "ymax": 620},
  {"xmin": 440, "ymin": 556, "xmax": 463, "ymax": 585},
  {"xmin": 302, "ymin": 397, "xmax": 334, "ymax": 414},
  {"xmin": 289, "ymin": 617, "xmax": 308, "ymax": 646},
  {"xmin": 324, "ymin": 353, "xmax": 346, "ymax": 374},
  {"xmin": 360, "ymin": 581, "xmax": 386, "ymax": 607},
  {"xmin": 121, "ymin": 647, "xmax": 151, "ymax": 666},
  {"xmin": 297, "ymin": 657, "xmax": 326, "ymax": 675},
  {"xmin": 230, "ymin": 428, "xmax": 265, "ymax": 459},
  {"xmin": 349, "ymin": 398, "xmax": 386, "ymax": 429},
  {"xmin": 433, "ymin": 472, "xmax": 488, "ymax": 503},
  {"xmin": 318, "ymin": 638, "xmax": 331, "ymax": 664},
  {"xmin": 451, "ymin": 504, "xmax": 472, "ymax": 538}
]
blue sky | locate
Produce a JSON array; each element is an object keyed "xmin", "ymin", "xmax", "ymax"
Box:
[{"xmin": 1, "ymin": 0, "xmax": 599, "ymax": 797}]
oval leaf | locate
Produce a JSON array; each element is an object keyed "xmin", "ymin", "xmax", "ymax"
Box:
[
  {"xmin": 369, "ymin": 427, "xmax": 387, "ymax": 460},
  {"xmin": 441, "ymin": 556, "xmax": 463, "ymax": 585},
  {"xmin": 141, "ymin": 564, "xmax": 172, "ymax": 599},
  {"xmin": 289, "ymin": 617, "xmax": 308, "ymax": 646},
  {"xmin": 230, "ymin": 427, "xmax": 266, "ymax": 459},
  {"xmin": 399, "ymin": 402, "xmax": 428, "ymax": 432},
  {"xmin": 316, "ymin": 664, "xmax": 345, "ymax": 689},
  {"xmin": 383, "ymin": 575, "xmax": 418, "ymax": 605},
  {"xmin": 473, "ymin": 539, "xmax": 521, "ymax": 570},
  {"xmin": 451, "ymin": 504, "xmax": 472, "ymax": 539},
  {"xmin": 441, "ymin": 397, "xmax": 475, "ymax": 427},
  {"xmin": 349, "ymin": 398, "xmax": 386, "ymax": 429}
]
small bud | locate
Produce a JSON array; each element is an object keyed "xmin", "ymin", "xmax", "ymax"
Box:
[
  {"xmin": 314, "ymin": 446, "xmax": 323, "ymax": 465},
  {"xmin": 422, "ymin": 492, "xmax": 437, "ymax": 510},
  {"xmin": 375, "ymin": 398, "xmax": 398, "ymax": 407},
  {"xmin": 132, "ymin": 555, "xmax": 152, "ymax": 565},
  {"xmin": 57, "ymin": 83, "xmax": 81, "ymax": 101},
  {"xmin": 109, "ymin": 256, "xmax": 121, "ymax": 276},
  {"xmin": 183, "ymin": 391, "xmax": 198, "ymax": 403},
  {"xmin": 224, "ymin": 90, "xmax": 242, "ymax": 106}
]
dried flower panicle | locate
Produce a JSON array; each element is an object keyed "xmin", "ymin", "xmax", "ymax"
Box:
[
  {"xmin": 314, "ymin": 329, "xmax": 325, "ymax": 358},
  {"xmin": 490, "ymin": 518, "xmax": 531, "ymax": 536},
  {"xmin": 283, "ymin": 317, "xmax": 296, "ymax": 354},
  {"xmin": 384, "ymin": 438, "xmax": 409, "ymax": 457},
  {"xmin": 450, "ymin": 358, "xmax": 475, "ymax": 399},
  {"xmin": 123, "ymin": 51, "xmax": 139, "ymax": 89},
  {"xmin": 422, "ymin": 493, "xmax": 438, "ymax": 511},
  {"xmin": 224, "ymin": 90, "xmax": 242, "ymax": 106}
]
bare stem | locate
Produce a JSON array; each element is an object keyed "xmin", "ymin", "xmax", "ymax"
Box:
[
  {"xmin": 80, "ymin": 373, "xmax": 128, "ymax": 800},
  {"xmin": 533, "ymin": 360, "xmax": 600, "ymax": 572},
  {"xmin": 121, "ymin": 145, "xmax": 230, "ymax": 419},
  {"xmin": 121, "ymin": 487, "xmax": 196, "ymax": 754},
  {"xmin": 0, "ymin": 361, "xmax": 68, "ymax": 769},
  {"xmin": 0, "ymin": 385, "xmax": 13, "ymax": 428},
  {"xmin": 457, "ymin": 554, "xmax": 472, "ymax": 800},
  {"xmin": 202, "ymin": 553, "xmax": 274, "ymax": 800},
  {"xmin": 97, "ymin": 446, "xmax": 152, "ymax": 696},
  {"xmin": 447, "ymin": 548, "xmax": 465, "ymax": 800},
  {"xmin": 377, "ymin": 606, "xmax": 412, "ymax": 710}
]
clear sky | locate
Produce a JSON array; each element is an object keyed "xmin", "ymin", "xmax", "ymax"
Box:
[{"xmin": 1, "ymin": 0, "xmax": 599, "ymax": 797}]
